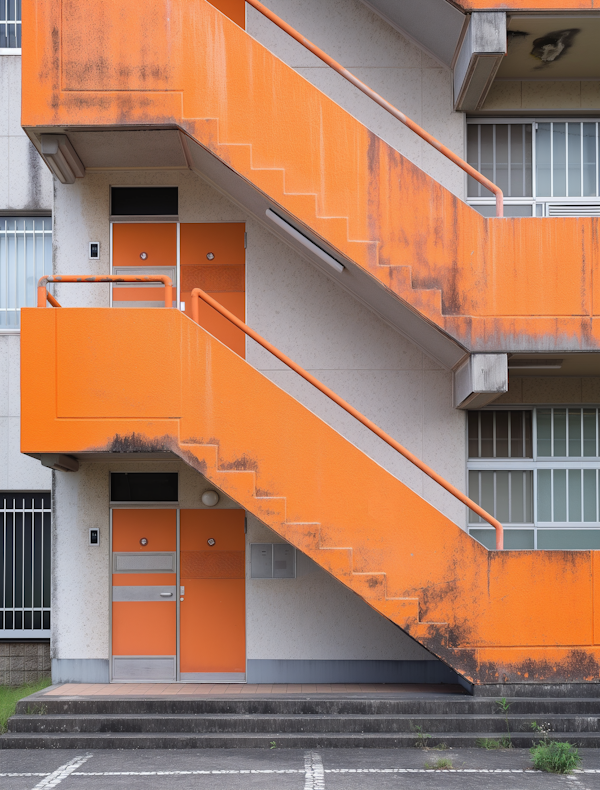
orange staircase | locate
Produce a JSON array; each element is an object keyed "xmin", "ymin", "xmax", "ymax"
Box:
[
  {"xmin": 21, "ymin": 305, "xmax": 600, "ymax": 686},
  {"xmin": 22, "ymin": 0, "xmax": 600, "ymax": 354}
]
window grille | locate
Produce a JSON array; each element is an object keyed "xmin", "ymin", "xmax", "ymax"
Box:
[
  {"xmin": 0, "ymin": 217, "xmax": 53, "ymax": 329},
  {"xmin": 0, "ymin": 0, "xmax": 21, "ymax": 49},
  {"xmin": 1, "ymin": 492, "xmax": 51, "ymax": 636},
  {"xmin": 466, "ymin": 120, "xmax": 600, "ymax": 217},
  {"xmin": 467, "ymin": 124, "xmax": 532, "ymax": 199},
  {"xmin": 467, "ymin": 409, "xmax": 600, "ymax": 550}
]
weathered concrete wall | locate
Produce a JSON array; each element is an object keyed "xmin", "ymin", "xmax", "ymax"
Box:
[
  {"xmin": 52, "ymin": 460, "xmax": 433, "ymax": 666},
  {"xmin": 247, "ymin": 0, "xmax": 466, "ymax": 198}
]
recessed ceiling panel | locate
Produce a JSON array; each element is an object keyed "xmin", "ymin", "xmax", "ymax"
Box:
[
  {"xmin": 67, "ymin": 130, "xmax": 187, "ymax": 169},
  {"xmin": 498, "ymin": 16, "xmax": 600, "ymax": 79}
]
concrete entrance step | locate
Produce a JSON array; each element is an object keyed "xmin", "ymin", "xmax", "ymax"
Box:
[
  {"xmin": 3, "ymin": 731, "xmax": 600, "ymax": 749},
  {"xmin": 7, "ymin": 712, "xmax": 600, "ymax": 735}
]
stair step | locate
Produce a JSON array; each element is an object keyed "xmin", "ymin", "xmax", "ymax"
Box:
[
  {"xmin": 16, "ymin": 697, "xmax": 600, "ymax": 716},
  {"xmin": 8, "ymin": 713, "xmax": 600, "ymax": 735},
  {"xmin": 4, "ymin": 730, "xmax": 600, "ymax": 749}
]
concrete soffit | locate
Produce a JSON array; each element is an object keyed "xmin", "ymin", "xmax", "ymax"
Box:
[
  {"xmin": 453, "ymin": 12, "xmax": 507, "ymax": 112},
  {"xmin": 453, "ymin": 353, "xmax": 508, "ymax": 409}
]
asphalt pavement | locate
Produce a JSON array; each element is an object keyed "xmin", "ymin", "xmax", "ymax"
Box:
[{"xmin": 3, "ymin": 746, "xmax": 600, "ymax": 789}]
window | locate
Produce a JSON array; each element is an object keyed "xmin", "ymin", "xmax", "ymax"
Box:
[
  {"xmin": 466, "ymin": 120, "xmax": 600, "ymax": 218},
  {"xmin": 0, "ymin": 0, "xmax": 21, "ymax": 49},
  {"xmin": 0, "ymin": 217, "xmax": 53, "ymax": 330},
  {"xmin": 110, "ymin": 473, "xmax": 179, "ymax": 502},
  {"xmin": 468, "ymin": 409, "xmax": 600, "ymax": 550},
  {"xmin": 1, "ymin": 492, "xmax": 51, "ymax": 636}
]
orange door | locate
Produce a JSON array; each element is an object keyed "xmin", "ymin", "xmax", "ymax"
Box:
[
  {"xmin": 180, "ymin": 223, "xmax": 246, "ymax": 357},
  {"xmin": 112, "ymin": 509, "xmax": 177, "ymax": 681},
  {"xmin": 112, "ymin": 223, "xmax": 177, "ymax": 307},
  {"xmin": 180, "ymin": 510, "xmax": 246, "ymax": 681}
]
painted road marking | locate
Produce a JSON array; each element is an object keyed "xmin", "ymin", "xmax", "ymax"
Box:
[
  {"xmin": 31, "ymin": 754, "xmax": 92, "ymax": 789},
  {"xmin": 304, "ymin": 751, "xmax": 325, "ymax": 790},
  {"xmin": 3, "ymin": 766, "xmax": 600, "ymax": 779}
]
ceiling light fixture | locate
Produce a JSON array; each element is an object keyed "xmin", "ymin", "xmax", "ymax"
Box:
[
  {"xmin": 40, "ymin": 134, "xmax": 85, "ymax": 185},
  {"xmin": 266, "ymin": 209, "xmax": 345, "ymax": 273}
]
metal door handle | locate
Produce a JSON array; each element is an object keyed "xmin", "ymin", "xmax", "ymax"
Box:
[{"xmin": 160, "ymin": 592, "xmax": 173, "ymax": 597}]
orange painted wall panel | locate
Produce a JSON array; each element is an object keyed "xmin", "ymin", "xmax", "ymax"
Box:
[
  {"xmin": 55, "ymin": 310, "xmax": 182, "ymax": 419},
  {"xmin": 112, "ymin": 601, "xmax": 176, "ymax": 655},
  {"xmin": 208, "ymin": 0, "xmax": 245, "ymax": 27}
]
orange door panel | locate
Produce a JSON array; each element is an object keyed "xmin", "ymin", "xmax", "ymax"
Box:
[
  {"xmin": 112, "ymin": 601, "xmax": 176, "ymax": 655},
  {"xmin": 112, "ymin": 224, "xmax": 177, "ymax": 268},
  {"xmin": 180, "ymin": 509, "xmax": 246, "ymax": 678},
  {"xmin": 112, "ymin": 223, "xmax": 177, "ymax": 306},
  {"xmin": 180, "ymin": 224, "xmax": 245, "ymax": 358},
  {"xmin": 112, "ymin": 509, "xmax": 177, "ymax": 681}
]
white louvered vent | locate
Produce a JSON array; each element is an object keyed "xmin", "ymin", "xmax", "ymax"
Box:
[{"xmin": 546, "ymin": 204, "xmax": 600, "ymax": 217}]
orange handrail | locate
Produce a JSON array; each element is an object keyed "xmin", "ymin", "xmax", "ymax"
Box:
[
  {"xmin": 37, "ymin": 275, "xmax": 174, "ymax": 309},
  {"xmin": 245, "ymin": 0, "xmax": 504, "ymax": 218},
  {"xmin": 191, "ymin": 287, "xmax": 504, "ymax": 549}
]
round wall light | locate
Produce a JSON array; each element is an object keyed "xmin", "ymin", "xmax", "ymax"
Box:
[{"xmin": 201, "ymin": 490, "xmax": 220, "ymax": 507}]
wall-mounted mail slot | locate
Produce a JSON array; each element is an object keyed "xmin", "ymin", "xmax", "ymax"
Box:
[{"xmin": 250, "ymin": 543, "xmax": 296, "ymax": 579}]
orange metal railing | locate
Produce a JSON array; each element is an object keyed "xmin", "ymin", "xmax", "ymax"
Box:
[
  {"xmin": 37, "ymin": 275, "xmax": 173, "ymax": 309},
  {"xmin": 191, "ymin": 287, "xmax": 504, "ymax": 549},
  {"xmin": 245, "ymin": 0, "xmax": 504, "ymax": 218}
]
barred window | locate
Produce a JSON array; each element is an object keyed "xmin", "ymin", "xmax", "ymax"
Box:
[
  {"xmin": 1, "ymin": 492, "xmax": 51, "ymax": 635},
  {"xmin": 0, "ymin": 0, "xmax": 21, "ymax": 49},
  {"xmin": 468, "ymin": 409, "xmax": 600, "ymax": 550},
  {"xmin": 0, "ymin": 217, "xmax": 53, "ymax": 329}
]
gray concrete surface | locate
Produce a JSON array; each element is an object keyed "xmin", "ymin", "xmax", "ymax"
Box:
[{"xmin": 2, "ymin": 747, "xmax": 600, "ymax": 789}]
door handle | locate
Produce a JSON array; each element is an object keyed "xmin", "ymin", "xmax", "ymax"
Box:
[{"xmin": 160, "ymin": 592, "xmax": 173, "ymax": 597}]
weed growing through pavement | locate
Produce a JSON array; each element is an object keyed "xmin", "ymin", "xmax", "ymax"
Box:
[
  {"xmin": 432, "ymin": 742, "xmax": 449, "ymax": 750},
  {"xmin": 476, "ymin": 737, "xmax": 511, "ymax": 750},
  {"xmin": 530, "ymin": 741, "xmax": 581, "ymax": 774},
  {"xmin": 410, "ymin": 723, "xmax": 431, "ymax": 748},
  {"xmin": 269, "ymin": 741, "xmax": 277, "ymax": 749},
  {"xmin": 424, "ymin": 757, "xmax": 453, "ymax": 770},
  {"xmin": 495, "ymin": 697, "xmax": 512, "ymax": 747}
]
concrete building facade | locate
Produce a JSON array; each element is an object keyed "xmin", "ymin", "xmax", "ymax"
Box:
[{"xmin": 3, "ymin": 0, "xmax": 600, "ymax": 690}]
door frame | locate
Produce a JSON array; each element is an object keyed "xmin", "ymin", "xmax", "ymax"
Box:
[{"xmin": 109, "ymin": 500, "xmax": 247, "ymax": 683}]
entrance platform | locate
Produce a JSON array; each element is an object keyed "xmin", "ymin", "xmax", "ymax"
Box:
[{"xmin": 39, "ymin": 682, "xmax": 467, "ymax": 699}]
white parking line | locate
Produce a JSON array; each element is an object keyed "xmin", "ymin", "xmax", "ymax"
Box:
[
  {"xmin": 31, "ymin": 754, "xmax": 93, "ymax": 789},
  {"xmin": 304, "ymin": 752, "xmax": 325, "ymax": 789}
]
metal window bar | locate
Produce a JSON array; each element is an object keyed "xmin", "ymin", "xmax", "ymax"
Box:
[
  {"xmin": 1, "ymin": 492, "xmax": 51, "ymax": 635},
  {"xmin": 0, "ymin": 0, "xmax": 21, "ymax": 48},
  {"xmin": 467, "ymin": 121, "xmax": 600, "ymax": 208},
  {"xmin": 0, "ymin": 218, "xmax": 53, "ymax": 329}
]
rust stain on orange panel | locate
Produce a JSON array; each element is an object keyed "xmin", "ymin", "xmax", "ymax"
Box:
[{"xmin": 112, "ymin": 601, "xmax": 176, "ymax": 655}]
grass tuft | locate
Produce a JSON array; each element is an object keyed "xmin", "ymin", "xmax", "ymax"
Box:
[
  {"xmin": 424, "ymin": 757, "xmax": 453, "ymax": 770},
  {"xmin": 0, "ymin": 677, "xmax": 51, "ymax": 733},
  {"xmin": 530, "ymin": 741, "xmax": 581, "ymax": 774}
]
